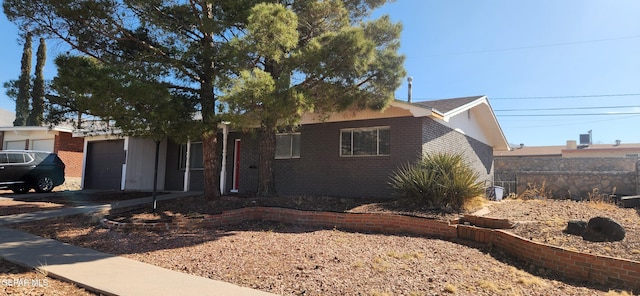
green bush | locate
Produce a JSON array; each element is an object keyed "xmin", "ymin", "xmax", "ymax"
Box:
[{"xmin": 389, "ymin": 152, "xmax": 484, "ymax": 211}]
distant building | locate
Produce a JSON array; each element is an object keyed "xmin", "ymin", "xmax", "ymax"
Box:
[
  {"xmin": 494, "ymin": 140, "xmax": 640, "ymax": 198},
  {"xmin": 0, "ymin": 108, "xmax": 15, "ymax": 126}
]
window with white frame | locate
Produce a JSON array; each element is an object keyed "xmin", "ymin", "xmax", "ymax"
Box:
[
  {"xmin": 179, "ymin": 142, "xmax": 204, "ymax": 169},
  {"xmin": 340, "ymin": 127, "xmax": 390, "ymax": 156},
  {"xmin": 276, "ymin": 133, "xmax": 301, "ymax": 159}
]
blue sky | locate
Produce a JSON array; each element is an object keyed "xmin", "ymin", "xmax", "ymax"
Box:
[{"xmin": 2, "ymin": 1, "xmax": 640, "ymax": 146}]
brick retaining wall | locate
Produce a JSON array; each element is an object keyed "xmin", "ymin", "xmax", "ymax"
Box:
[{"xmin": 101, "ymin": 207, "xmax": 640, "ymax": 292}]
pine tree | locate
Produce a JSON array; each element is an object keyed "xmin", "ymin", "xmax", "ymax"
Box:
[
  {"xmin": 27, "ymin": 37, "xmax": 46, "ymax": 126},
  {"xmin": 13, "ymin": 31, "xmax": 31, "ymax": 126}
]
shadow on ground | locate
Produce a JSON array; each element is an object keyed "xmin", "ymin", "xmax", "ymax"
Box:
[{"xmin": 2, "ymin": 190, "xmax": 168, "ymax": 206}]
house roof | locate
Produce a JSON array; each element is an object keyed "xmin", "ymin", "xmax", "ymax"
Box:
[
  {"xmin": 412, "ymin": 96, "xmax": 485, "ymax": 114},
  {"xmin": 495, "ymin": 143, "xmax": 640, "ymax": 157},
  {"xmin": 402, "ymin": 96, "xmax": 510, "ymax": 152}
]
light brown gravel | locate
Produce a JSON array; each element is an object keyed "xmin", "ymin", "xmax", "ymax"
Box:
[
  {"xmin": 484, "ymin": 199, "xmax": 640, "ymax": 262},
  {"xmin": 0, "ymin": 258, "xmax": 96, "ymax": 296},
  {"xmin": 11, "ymin": 211, "xmax": 634, "ymax": 295}
]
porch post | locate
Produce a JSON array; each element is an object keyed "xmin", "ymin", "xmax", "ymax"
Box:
[
  {"xmin": 219, "ymin": 122, "xmax": 230, "ymax": 194},
  {"xmin": 183, "ymin": 139, "xmax": 191, "ymax": 192}
]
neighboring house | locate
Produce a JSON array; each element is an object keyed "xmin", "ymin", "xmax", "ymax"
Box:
[
  {"xmin": 0, "ymin": 108, "xmax": 15, "ymax": 126},
  {"xmin": 495, "ymin": 141, "xmax": 640, "ymax": 198},
  {"xmin": 0, "ymin": 126, "xmax": 84, "ymax": 178},
  {"xmin": 162, "ymin": 96, "xmax": 510, "ymax": 198},
  {"xmin": 73, "ymin": 134, "xmax": 168, "ymax": 191}
]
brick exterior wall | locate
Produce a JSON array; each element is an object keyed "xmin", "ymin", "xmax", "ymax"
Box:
[
  {"xmin": 52, "ymin": 132, "xmax": 85, "ymax": 178},
  {"xmin": 164, "ymin": 116, "xmax": 496, "ymax": 198},
  {"xmin": 495, "ymin": 157, "xmax": 639, "ymax": 198},
  {"xmin": 55, "ymin": 132, "xmax": 85, "ymax": 178},
  {"xmin": 102, "ymin": 208, "xmax": 640, "ymax": 291},
  {"xmin": 244, "ymin": 116, "xmax": 424, "ymax": 198},
  {"xmin": 421, "ymin": 117, "xmax": 494, "ymax": 182},
  {"xmin": 54, "ymin": 132, "xmax": 84, "ymax": 152}
]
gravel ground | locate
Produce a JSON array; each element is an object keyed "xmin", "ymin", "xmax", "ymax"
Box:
[
  {"xmin": 485, "ymin": 199, "xmax": 640, "ymax": 262},
  {"xmin": 0, "ymin": 259, "xmax": 96, "ymax": 296},
  {"xmin": 0, "ymin": 199, "xmax": 64, "ymax": 217},
  {"xmin": 9, "ymin": 196, "xmax": 639, "ymax": 296}
]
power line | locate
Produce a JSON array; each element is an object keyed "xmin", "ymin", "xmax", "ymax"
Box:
[
  {"xmin": 399, "ymin": 93, "xmax": 640, "ymax": 102},
  {"xmin": 504, "ymin": 114, "xmax": 640, "ymax": 129},
  {"xmin": 495, "ymin": 105, "xmax": 640, "ymax": 112},
  {"xmin": 498, "ymin": 112, "xmax": 640, "ymax": 117},
  {"xmin": 427, "ymin": 35, "xmax": 640, "ymax": 56},
  {"xmin": 492, "ymin": 93, "xmax": 640, "ymax": 100}
]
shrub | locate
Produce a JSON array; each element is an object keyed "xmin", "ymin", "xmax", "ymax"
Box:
[{"xmin": 388, "ymin": 153, "xmax": 484, "ymax": 210}]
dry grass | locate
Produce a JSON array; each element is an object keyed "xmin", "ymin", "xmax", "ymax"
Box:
[
  {"xmin": 604, "ymin": 291, "xmax": 634, "ymax": 296},
  {"xmin": 443, "ymin": 284, "xmax": 457, "ymax": 293},
  {"xmin": 462, "ymin": 195, "xmax": 489, "ymax": 212},
  {"xmin": 518, "ymin": 181, "xmax": 552, "ymax": 200},
  {"xmin": 476, "ymin": 280, "xmax": 499, "ymax": 292}
]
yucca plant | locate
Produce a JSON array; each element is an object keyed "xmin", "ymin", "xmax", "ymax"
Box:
[{"xmin": 389, "ymin": 152, "xmax": 484, "ymax": 211}]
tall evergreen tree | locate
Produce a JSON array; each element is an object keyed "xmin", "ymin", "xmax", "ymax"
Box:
[
  {"xmin": 223, "ymin": 1, "xmax": 405, "ymax": 196},
  {"xmin": 13, "ymin": 31, "xmax": 31, "ymax": 126},
  {"xmin": 4, "ymin": 0, "xmax": 404, "ymax": 199},
  {"xmin": 3, "ymin": 0, "xmax": 261, "ymax": 200},
  {"xmin": 27, "ymin": 37, "xmax": 46, "ymax": 126}
]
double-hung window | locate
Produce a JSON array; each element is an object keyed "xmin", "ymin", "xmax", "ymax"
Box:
[
  {"xmin": 179, "ymin": 142, "xmax": 204, "ymax": 169},
  {"xmin": 275, "ymin": 133, "xmax": 301, "ymax": 159},
  {"xmin": 340, "ymin": 126, "xmax": 390, "ymax": 156}
]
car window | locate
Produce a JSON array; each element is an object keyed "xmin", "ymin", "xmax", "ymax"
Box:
[
  {"xmin": 7, "ymin": 153, "xmax": 26, "ymax": 164},
  {"xmin": 0, "ymin": 153, "xmax": 7, "ymax": 164}
]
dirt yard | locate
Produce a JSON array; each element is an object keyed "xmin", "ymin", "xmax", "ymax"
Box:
[{"xmin": 6, "ymin": 195, "xmax": 639, "ymax": 295}]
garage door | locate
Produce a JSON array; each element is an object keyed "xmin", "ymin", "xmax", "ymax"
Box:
[
  {"xmin": 84, "ymin": 140, "xmax": 125, "ymax": 190},
  {"xmin": 32, "ymin": 139, "xmax": 54, "ymax": 152}
]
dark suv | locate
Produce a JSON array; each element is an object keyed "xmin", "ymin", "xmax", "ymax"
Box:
[{"xmin": 0, "ymin": 150, "xmax": 66, "ymax": 194}]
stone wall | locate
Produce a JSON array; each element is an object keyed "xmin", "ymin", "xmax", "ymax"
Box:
[{"xmin": 495, "ymin": 157, "xmax": 639, "ymax": 198}]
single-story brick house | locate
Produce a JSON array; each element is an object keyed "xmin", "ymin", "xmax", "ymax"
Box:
[
  {"xmin": 162, "ymin": 96, "xmax": 510, "ymax": 197},
  {"xmin": 0, "ymin": 126, "xmax": 84, "ymax": 178},
  {"xmin": 77, "ymin": 96, "xmax": 509, "ymax": 197}
]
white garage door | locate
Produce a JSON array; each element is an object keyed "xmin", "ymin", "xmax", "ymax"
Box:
[
  {"xmin": 32, "ymin": 139, "xmax": 55, "ymax": 152},
  {"xmin": 5, "ymin": 141, "xmax": 26, "ymax": 150}
]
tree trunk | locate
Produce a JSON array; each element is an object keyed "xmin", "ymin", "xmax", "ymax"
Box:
[
  {"xmin": 257, "ymin": 124, "xmax": 277, "ymax": 197},
  {"xmin": 202, "ymin": 129, "xmax": 221, "ymax": 200}
]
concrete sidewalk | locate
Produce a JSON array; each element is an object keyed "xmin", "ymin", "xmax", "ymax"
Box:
[
  {"xmin": 0, "ymin": 191, "xmax": 276, "ymax": 295},
  {"xmin": 0, "ymin": 228, "xmax": 275, "ymax": 296},
  {"xmin": 0, "ymin": 191, "xmax": 201, "ymax": 226}
]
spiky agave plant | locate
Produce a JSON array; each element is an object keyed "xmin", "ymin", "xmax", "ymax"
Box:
[{"xmin": 389, "ymin": 152, "xmax": 484, "ymax": 211}]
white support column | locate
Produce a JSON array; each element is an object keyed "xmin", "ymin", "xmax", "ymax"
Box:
[
  {"xmin": 183, "ymin": 139, "xmax": 191, "ymax": 192},
  {"xmin": 219, "ymin": 122, "xmax": 230, "ymax": 194}
]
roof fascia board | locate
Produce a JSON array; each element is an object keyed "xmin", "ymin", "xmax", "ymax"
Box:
[
  {"xmin": 441, "ymin": 96, "xmax": 487, "ymax": 119},
  {"xmin": 390, "ymin": 100, "xmax": 442, "ymax": 118},
  {"xmin": 0, "ymin": 126, "xmax": 74, "ymax": 133}
]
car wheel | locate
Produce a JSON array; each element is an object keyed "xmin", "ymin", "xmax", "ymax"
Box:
[
  {"xmin": 35, "ymin": 176, "xmax": 55, "ymax": 193},
  {"xmin": 11, "ymin": 187, "xmax": 30, "ymax": 194}
]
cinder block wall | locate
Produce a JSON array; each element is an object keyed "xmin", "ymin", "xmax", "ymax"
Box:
[
  {"xmin": 495, "ymin": 157, "xmax": 639, "ymax": 198},
  {"xmin": 421, "ymin": 118, "xmax": 494, "ymax": 184}
]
